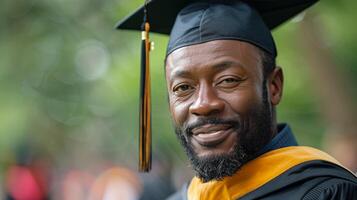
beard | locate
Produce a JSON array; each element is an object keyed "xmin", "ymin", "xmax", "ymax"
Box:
[{"xmin": 174, "ymin": 82, "xmax": 274, "ymax": 182}]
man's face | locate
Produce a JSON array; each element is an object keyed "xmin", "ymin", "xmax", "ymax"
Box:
[{"xmin": 165, "ymin": 40, "xmax": 280, "ymax": 182}]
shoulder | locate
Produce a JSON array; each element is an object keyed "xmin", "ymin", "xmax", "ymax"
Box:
[
  {"xmin": 167, "ymin": 191, "xmax": 184, "ymax": 200},
  {"xmin": 240, "ymin": 160, "xmax": 357, "ymax": 200},
  {"xmin": 166, "ymin": 183, "xmax": 188, "ymax": 200},
  {"xmin": 303, "ymin": 177, "xmax": 357, "ymax": 200}
]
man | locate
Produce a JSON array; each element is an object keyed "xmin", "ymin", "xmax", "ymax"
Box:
[{"xmin": 117, "ymin": 0, "xmax": 357, "ymax": 199}]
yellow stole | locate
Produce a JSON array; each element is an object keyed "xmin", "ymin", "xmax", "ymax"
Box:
[{"xmin": 187, "ymin": 146, "xmax": 345, "ymax": 200}]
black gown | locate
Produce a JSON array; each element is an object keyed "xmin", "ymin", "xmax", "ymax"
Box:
[
  {"xmin": 168, "ymin": 148, "xmax": 357, "ymax": 200},
  {"xmin": 240, "ymin": 160, "xmax": 357, "ymax": 200}
]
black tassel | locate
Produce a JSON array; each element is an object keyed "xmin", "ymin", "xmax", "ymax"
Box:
[{"xmin": 139, "ymin": 5, "xmax": 152, "ymax": 172}]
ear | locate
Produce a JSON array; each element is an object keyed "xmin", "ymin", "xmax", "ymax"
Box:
[{"xmin": 268, "ymin": 67, "xmax": 284, "ymax": 106}]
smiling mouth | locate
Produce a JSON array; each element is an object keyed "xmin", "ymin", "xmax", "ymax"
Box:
[{"xmin": 191, "ymin": 124, "xmax": 234, "ymax": 147}]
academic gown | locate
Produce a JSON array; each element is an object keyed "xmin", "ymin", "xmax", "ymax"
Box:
[{"xmin": 167, "ymin": 124, "xmax": 357, "ymax": 200}]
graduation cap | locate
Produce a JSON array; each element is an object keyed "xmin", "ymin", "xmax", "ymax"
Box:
[{"xmin": 115, "ymin": 0, "xmax": 319, "ymax": 172}]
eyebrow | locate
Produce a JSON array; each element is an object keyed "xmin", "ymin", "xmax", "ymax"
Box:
[
  {"xmin": 170, "ymin": 69, "xmax": 191, "ymax": 80},
  {"xmin": 212, "ymin": 61, "xmax": 243, "ymax": 71},
  {"xmin": 169, "ymin": 60, "xmax": 245, "ymax": 83}
]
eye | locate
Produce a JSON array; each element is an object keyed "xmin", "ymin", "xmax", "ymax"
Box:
[
  {"xmin": 221, "ymin": 78, "xmax": 238, "ymax": 84},
  {"xmin": 216, "ymin": 76, "xmax": 242, "ymax": 88},
  {"xmin": 173, "ymin": 84, "xmax": 194, "ymax": 95}
]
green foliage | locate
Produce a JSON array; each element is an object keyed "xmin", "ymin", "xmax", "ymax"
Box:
[{"xmin": 0, "ymin": 0, "xmax": 355, "ymax": 169}]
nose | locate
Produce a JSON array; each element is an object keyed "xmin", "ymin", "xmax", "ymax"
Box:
[{"xmin": 189, "ymin": 84, "xmax": 225, "ymax": 116}]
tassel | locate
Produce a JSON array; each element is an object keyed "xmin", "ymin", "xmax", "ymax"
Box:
[{"xmin": 139, "ymin": 3, "xmax": 152, "ymax": 172}]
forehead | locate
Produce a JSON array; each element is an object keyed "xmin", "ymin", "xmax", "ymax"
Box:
[{"xmin": 165, "ymin": 40, "xmax": 262, "ymax": 76}]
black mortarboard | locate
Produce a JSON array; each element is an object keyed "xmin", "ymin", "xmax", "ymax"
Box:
[{"xmin": 115, "ymin": 0, "xmax": 319, "ymax": 172}]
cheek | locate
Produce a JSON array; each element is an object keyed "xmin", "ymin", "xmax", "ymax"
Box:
[
  {"xmin": 169, "ymin": 97, "xmax": 191, "ymax": 126},
  {"xmin": 221, "ymin": 88, "xmax": 262, "ymax": 114}
]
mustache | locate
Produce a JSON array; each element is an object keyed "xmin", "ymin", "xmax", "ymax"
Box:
[{"xmin": 182, "ymin": 117, "xmax": 241, "ymax": 135}]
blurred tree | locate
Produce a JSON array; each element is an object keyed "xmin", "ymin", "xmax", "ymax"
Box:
[{"xmin": 298, "ymin": 9, "xmax": 357, "ymax": 171}]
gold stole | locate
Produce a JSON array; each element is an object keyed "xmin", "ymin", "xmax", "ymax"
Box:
[{"xmin": 187, "ymin": 146, "xmax": 344, "ymax": 200}]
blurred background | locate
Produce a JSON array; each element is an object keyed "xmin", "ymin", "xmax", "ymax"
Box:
[{"xmin": 0, "ymin": 0, "xmax": 356, "ymax": 199}]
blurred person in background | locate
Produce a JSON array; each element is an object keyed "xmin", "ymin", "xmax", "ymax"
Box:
[
  {"xmin": 139, "ymin": 154, "xmax": 176, "ymax": 200},
  {"xmin": 61, "ymin": 169, "xmax": 94, "ymax": 200},
  {"xmin": 4, "ymin": 143, "xmax": 50, "ymax": 200},
  {"xmin": 88, "ymin": 167, "xmax": 141, "ymax": 200}
]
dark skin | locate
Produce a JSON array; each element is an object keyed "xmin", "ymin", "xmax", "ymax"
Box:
[{"xmin": 166, "ymin": 40, "xmax": 284, "ymax": 159}]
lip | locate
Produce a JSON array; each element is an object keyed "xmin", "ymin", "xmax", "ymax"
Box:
[{"xmin": 191, "ymin": 124, "xmax": 233, "ymax": 147}]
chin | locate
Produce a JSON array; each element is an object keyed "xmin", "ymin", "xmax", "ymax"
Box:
[
  {"xmin": 189, "ymin": 144, "xmax": 248, "ymax": 183},
  {"xmin": 195, "ymin": 147, "xmax": 236, "ymax": 158}
]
